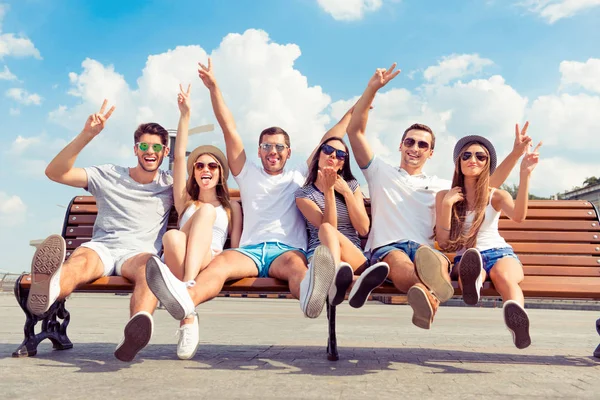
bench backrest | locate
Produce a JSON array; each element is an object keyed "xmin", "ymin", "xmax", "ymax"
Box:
[{"xmin": 61, "ymin": 195, "xmax": 600, "ymax": 285}]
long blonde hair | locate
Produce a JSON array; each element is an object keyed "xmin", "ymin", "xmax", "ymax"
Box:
[
  {"xmin": 184, "ymin": 154, "xmax": 233, "ymax": 231},
  {"xmin": 444, "ymin": 142, "xmax": 491, "ymax": 251}
]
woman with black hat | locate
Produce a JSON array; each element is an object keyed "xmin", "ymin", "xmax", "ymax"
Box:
[
  {"xmin": 152, "ymin": 84, "xmax": 242, "ymax": 360},
  {"xmin": 434, "ymin": 132, "xmax": 541, "ymax": 349}
]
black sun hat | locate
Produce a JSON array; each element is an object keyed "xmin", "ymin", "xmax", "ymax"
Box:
[{"xmin": 453, "ymin": 135, "xmax": 497, "ymax": 174}]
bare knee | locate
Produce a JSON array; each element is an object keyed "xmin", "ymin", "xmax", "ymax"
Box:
[
  {"xmin": 163, "ymin": 230, "xmax": 186, "ymax": 251},
  {"xmin": 319, "ymin": 223, "xmax": 336, "ymax": 238},
  {"xmin": 491, "ymin": 264, "xmax": 524, "ymax": 287},
  {"xmin": 197, "ymin": 203, "xmax": 216, "ymax": 219}
]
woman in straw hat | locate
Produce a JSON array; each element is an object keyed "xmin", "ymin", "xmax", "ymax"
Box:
[
  {"xmin": 158, "ymin": 84, "xmax": 242, "ymax": 359},
  {"xmin": 434, "ymin": 128, "xmax": 541, "ymax": 349}
]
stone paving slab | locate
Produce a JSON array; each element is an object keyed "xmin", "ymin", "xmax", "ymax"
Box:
[{"xmin": 1, "ymin": 293, "xmax": 599, "ymax": 399}]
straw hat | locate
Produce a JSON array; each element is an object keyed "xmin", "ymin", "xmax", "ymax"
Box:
[{"xmin": 186, "ymin": 145, "xmax": 229, "ymax": 180}]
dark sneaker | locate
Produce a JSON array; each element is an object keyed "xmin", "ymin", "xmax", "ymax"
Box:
[
  {"xmin": 114, "ymin": 311, "xmax": 153, "ymax": 362},
  {"xmin": 458, "ymin": 248, "xmax": 484, "ymax": 306},
  {"xmin": 503, "ymin": 300, "xmax": 531, "ymax": 349},
  {"xmin": 348, "ymin": 262, "xmax": 389, "ymax": 308},
  {"xmin": 328, "ymin": 262, "xmax": 353, "ymax": 307}
]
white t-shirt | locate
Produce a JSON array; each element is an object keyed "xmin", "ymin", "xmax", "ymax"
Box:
[
  {"xmin": 362, "ymin": 156, "xmax": 451, "ymax": 251},
  {"xmin": 234, "ymin": 160, "xmax": 308, "ymax": 250}
]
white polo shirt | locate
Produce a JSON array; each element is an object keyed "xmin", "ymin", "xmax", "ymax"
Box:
[{"xmin": 362, "ymin": 156, "xmax": 451, "ymax": 251}]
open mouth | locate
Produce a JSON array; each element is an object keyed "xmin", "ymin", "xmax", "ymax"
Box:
[
  {"xmin": 266, "ymin": 156, "xmax": 279, "ymax": 165},
  {"xmin": 143, "ymin": 156, "xmax": 157, "ymax": 163},
  {"xmin": 200, "ymin": 173, "xmax": 212, "ymax": 184}
]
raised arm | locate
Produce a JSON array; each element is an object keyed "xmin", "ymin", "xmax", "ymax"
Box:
[
  {"xmin": 434, "ymin": 188, "xmax": 464, "ymax": 250},
  {"xmin": 198, "ymin": 58, "xmax": 246, "ymax": 177},
  {"xmin": 173, "ymin": 84, "xmax": 191, "ymax": 215},
  {"xmin": 306, "ymin": 105, "xmax": 354, "ymax": 166},
  {"xmin": 498, "ymin": 142, "xmax": 541, "ymax": 223},
  {"xmin": 45, "ymin": 100, "xmax": 115, "ymax": 188},
  {"xmin": 490, "ymin": 122, "xmax": 532, "ymax": 188},
  {"xmin": 347, "ymin": 64, "xmax": 400, "ymax": 168}
]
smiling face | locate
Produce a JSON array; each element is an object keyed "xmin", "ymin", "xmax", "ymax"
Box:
[
  {"xmin": 318, "ymin": 140, "xmax": 347, "ymax": 172},
  {"xmin": 193, "ymin": 153, "xmax": 221, "ymax": 191},
  {"xmin": 258, "ymin": 133, "xmax": 291, "ymax": 175},
  {"xmin": 459, "ymin": 143, "xmax": 489, "ymax": 178},
  {"xmin": 399, "ymin": 129, "xmax": 434, "ymax": 172},
  {"xmin": 134, "ymin": 133, "xmax": 168, "ymax": 173}
]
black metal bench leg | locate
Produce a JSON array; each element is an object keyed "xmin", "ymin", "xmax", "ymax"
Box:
[
  {"xmin": 12, "ymin": 275, "xmax": 73, "ymax": 358},
  {"xmin": 326, "ymin": 300, "xmax": 339, "ymax": 361},
  {"xmin": 594, "ymin": 318, "xmax": 600, "ymax": 359}
]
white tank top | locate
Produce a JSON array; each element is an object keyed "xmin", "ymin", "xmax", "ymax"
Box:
[
  {"xmin": 179, "ymin": 203, "xmax": 229, "ymax": 255},
  {"xmin": 457, "ymin": 188, "xmax": 510, "ymax": 256}
]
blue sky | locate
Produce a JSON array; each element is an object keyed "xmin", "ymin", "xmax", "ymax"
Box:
[{"xmin": 1, "ymin": 0, "xmax": 600, "ymax": 272}]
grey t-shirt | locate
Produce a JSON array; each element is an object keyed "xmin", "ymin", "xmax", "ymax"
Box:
[{"xmin": 84, "ymin": 164, "xmax": 174, "ymax": 254}]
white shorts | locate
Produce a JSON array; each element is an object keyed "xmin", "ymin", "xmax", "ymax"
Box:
[{"xmin": 80, "ymin": 241, "xmax": 146, "ymax": 276}]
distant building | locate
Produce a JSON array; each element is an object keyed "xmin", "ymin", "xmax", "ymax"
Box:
[{"xmin": 561, "ymin": 183, "xmax": 600, "ymax": 209}]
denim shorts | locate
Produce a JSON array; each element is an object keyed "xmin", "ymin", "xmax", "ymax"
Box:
[
  {"xmin": 232, "ymin": 242, "xmax": 306, "ymax": 278},
  {"xmin": 368, "ymin": 240, "xmax": 421, "ymax": 265},
  {"xmin": 454, "ymin": 247, "xmax": 521, "ymax": 274}
]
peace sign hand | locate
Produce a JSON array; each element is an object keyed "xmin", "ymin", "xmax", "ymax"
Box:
[
  {"xmin": 198, "ymin": 57, "xmax": 217, "ymax": 89},
  {"xmin": 520, "ymin": 142, "xmax": 542, "ymax": 175},
  {"xmin": 368, "ymin": 63, "xmax": 401, "ymax": 91},
  {"xmin": 83, "ymin": 99, "xmax": 115, "ymax": 137},
  {"xmin": 178, "ymin": 84, "xmax": 191, "ymax": 115},
  {"xmin": 513, "ymin": 121, "xmax": 533, "ymax": 156}
]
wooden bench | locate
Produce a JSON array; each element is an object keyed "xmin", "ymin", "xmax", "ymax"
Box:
[{"xmin": 12, "ymin": 194, "xmax": 600, "ymax": 360}]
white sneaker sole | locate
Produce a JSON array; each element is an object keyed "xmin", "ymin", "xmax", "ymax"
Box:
[
  {"xmin": 302, "ymin": 246, "xmax": 335, "ymax": 319},
  {"xmin": 414, "ymin": 246, "xmax": 454, "ymax": 303},
  {"xmin": 504, "ymin": 301, "xmax": 531, "ymax": 349},
  {"xmin": 328, "ymin": 264, "xmax": 353, "ymax": 307},
  {"xmin": 114, "ymin": 312, "xmax": 153, "ymax": 362},
  {"xmin": 459, "ymin": 249, "xmax": 483, "ymax": 306},
  {"xmin": 27, "ymin": 234, "xmax": 65, "ymax": 316},
  {"xmin": 348, "ymin": 263, "xmax": 389, "ymax": 309},
  {"xmin": 146, "ymin": 256, "xmax": 191, "ymax": 321}
]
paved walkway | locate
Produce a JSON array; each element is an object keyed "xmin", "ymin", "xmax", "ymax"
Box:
[{"xmin": 1, "ymin": 293, "xmax": 599, "ymax": 399}]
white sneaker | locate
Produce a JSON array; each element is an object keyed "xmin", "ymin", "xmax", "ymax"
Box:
[
  {"xmin": 114, "ymin": 311, "xmax": 153, "ymax": 362},
  {"xmin": 176, "ymin": 313, "xmax": 200, "ymax": 360},
  {"xmin": 300, "ymin": 245, "xmax": 335, "ymax": 318},
  {"xmin": 27, "ymin": 234, "xmax": 65, "ymax": 316},
  {"xmin": 348, "ymin": 262, "xmax": 390, "ymax": 308},
  {"xmin": 503, "ymin": 300, "xmax": 531, "ymax": 349},
  {"xmin": 328, "ymin": 262, "xmax": 353, "ymax": 307},
  {"xmin": 458, "ymin": 248, "xmax": 484, "ymax": 306},
  {"xmin": 146, "ymin": 255, "xmax": 196, "ymax": 320}
]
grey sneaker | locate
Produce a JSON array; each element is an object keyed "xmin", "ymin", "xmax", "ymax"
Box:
[
  {"xmin": 299, "ymin": 245, "xmax": 335, "ymax": 318},
  {"xmin": 114, "ymin": 311, "xmax": 153, "ymax": 362},
  {"xmin": 27, "ymin": 234, "xmax": 65, "ymax": 316},
  {"xmin": 458, "ymin": 248, "xmax": 484, "ymax": 306},
  {"xmin": 503, "ymin": 300, "xmax": 531, "ymax": 349}
]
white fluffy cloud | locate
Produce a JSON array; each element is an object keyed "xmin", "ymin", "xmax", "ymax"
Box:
[
  {"xmin": 317, "ymin": 0, "xmax": 383, "ymax": 21},
  {"xmin": 560, "ymin": 58, "xmax": 600, "ymax": 93},
  {"xmin": 5, "ymin": 87, "xmax": 42, "ymax": 105},
  {"xmin": 0, "ymin": 64, "xmax": 16, "ymax": 80},
  {"xmin": 48, "ymin": 29, "xmax": 331, "ymax": 169},
  {"xmin": 0, "ymin": 4, "xmax": 41, "ymax": 59},
  {"xmin": 0, "ymin": 191, "xmax": 26, "ymax": 227},
  {"xmin": 518, "ymin": 0, "xmax": 600, "ymax": 23},
  {"xmin": 423, "ymin": 54, "xmax": 494, "ymax": 85}
]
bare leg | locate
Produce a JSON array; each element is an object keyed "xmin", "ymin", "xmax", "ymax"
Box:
[
  {"xmin": 269, "ymin": 250, "xmax": 308, "ymax": 299},
  {"xmin": 120, "ymin": 253, "xmax": 156, "ymax": 317},
  {"xmin": 318, "ymin": 223, "xmax": 341, "ymax": 265},
  {"xmin": 318, "ymin": 223, "xmax": 368, "ymax": 271},
  {"xmin": 57, "ymin": 247, "xmax": 105, "ymax": 299},
  {"xmin": 383, "ymin": 250, "xmax": 420, "ymax": 293},
  {"xmin": 162, "ymin": 230, "xmax": 187, "ymax": 280},
  {"xmin": 489, "ymin": 258, "xmax": 525, "ymax": 305},
  {"xmin": 181, "ymin": 204, "xmax": 216, "ymax": 282},
  {"xmin": 188, "ymin": 250, "xmax": 259, "ymax": 305}
]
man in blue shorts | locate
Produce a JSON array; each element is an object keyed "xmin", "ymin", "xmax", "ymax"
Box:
[
  {"xmin": 347, "ymin": 64, "xmax": 532, "ymax": 329},
  {"xmin": 146, "ymin": 58, "xmax": 354, "ymax": 324}
]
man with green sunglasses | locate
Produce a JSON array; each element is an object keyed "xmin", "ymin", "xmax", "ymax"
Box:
[{"xmin": 27, "ymin": 100, "xmax": 174, "ymax": 362}]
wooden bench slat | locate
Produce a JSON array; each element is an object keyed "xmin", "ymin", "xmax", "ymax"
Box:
[
  {"xmin": 499, "ymin": 209, "xmax": 598, "ymax": 220},
  {"xmin": 510, "ymin": 243, "xmax": 600, "ymax": 255},
  {"xmin": 523, "ymin": 266, "xmax": 600, "ymax": 276},
  {"xmin": 501, "ymin": 231, "xmax": 600, "ymax": 243},
  {"xmin": 498, "ymin": 219, "xmax": 600, "ymax": 231},
  {"xmin": 525, "ymin": 200, "xmax": 596, "ymax": 209}
]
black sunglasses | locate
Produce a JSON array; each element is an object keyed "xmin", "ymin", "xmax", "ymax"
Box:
[
  {"xmin": 321, "ymin": 143, "xmax": 347, "ymax": 161},
  {"xmin": 194, "ymin": 161, "xmax": 220, "ymax": 171},
  {"xmin": 461, "ymin": 151, "xmax": 488, "ymax": 162},
  {"xmin": 403, "ymin": 138, "xmax": 430, "ymax": 150}
]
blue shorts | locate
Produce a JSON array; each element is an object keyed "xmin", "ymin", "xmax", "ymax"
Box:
[
  {"xmin": 232, "ymin": 242, "xmax": 306, "ymax": 278},
  {"xmin": 368, "ymin": 240, "xmax": 421, "ymax": 265},
  {"xmin": 454, "ymin": 247, "xmax": 520, "ymax": 274}
]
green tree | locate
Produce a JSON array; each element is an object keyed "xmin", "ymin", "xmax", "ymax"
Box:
[{"xmin": 583, "ymin": 176, "xmax": 600, "ymax": 187}]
